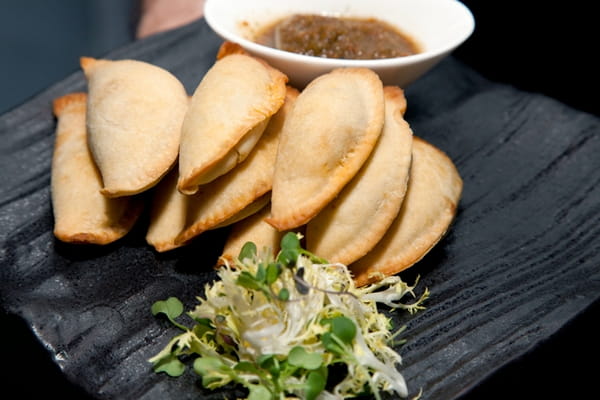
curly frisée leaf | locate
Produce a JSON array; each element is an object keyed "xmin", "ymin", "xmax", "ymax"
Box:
[{"xmin": 149, "ymin": 232, "xmax": 428, "ymax": 399}]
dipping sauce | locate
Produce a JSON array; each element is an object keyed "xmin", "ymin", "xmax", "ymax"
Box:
[{"xmin": 253, "ymin": 14, "xmax": 421, "ymax": 60}]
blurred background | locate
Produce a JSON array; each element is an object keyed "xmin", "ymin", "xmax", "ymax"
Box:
[
  {"xmin": 1, "ymin": 0, "xmax": 597, "ymax": 398},
  {"xmin": 456, "ymin": 1, "xmax": 598, "ymax": 117},
  {"xmin": 0, "ymin": 0, "xmax": 137, "ymax": 115}
]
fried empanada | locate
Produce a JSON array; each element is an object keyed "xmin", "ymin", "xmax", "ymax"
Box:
[
  {"xmin": 266, "ymin": 68, "xmax": 385, "ymax": 231},
  {"xmin": 175, "ymin": 87, "xmax": 299, "ymax": 245},
  {"xmin": 306, "ymin": 86, "xmax": 413, "ymax": 265},
  {"xmin": 51, "ymin": 93, "xmax": 143, "ymax": 244},
  {"xmin": 219, "ymin": 204, "xmax": 284, "ymax": 265},
  {"xmin": 145, "ymin": 167, "xmax": 189, "ymax": 252},
  {"xmin": 146, "ymin": 170, "xmax": 270, "ymax": 252},
  {"xmin": 350, "ymin": 137, "xmax": 463, "ymax": 286},
  {"xmin": 177, "ymin": 53, "xmax": 288, "ymax": 194},
  {"xmin": 210, "ymin": 192, "xmax": 271, "ymax": 230},
  {"xmin": 81, "ymin": 57, "xmax": 188, "ymax": 197}
]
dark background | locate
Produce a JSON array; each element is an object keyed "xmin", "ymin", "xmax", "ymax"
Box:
[
  {"xmin": 1, "ymin": 1, "xmax": 598, "ymax": 398},
  {"xmin": 457, "ymin": 2, "xmax": 598, "ymax": 117}
]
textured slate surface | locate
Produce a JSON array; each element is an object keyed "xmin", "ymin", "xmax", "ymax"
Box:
[{"xmin": 1, "ymin": 19, "xmax": 599, "ymax": 399}]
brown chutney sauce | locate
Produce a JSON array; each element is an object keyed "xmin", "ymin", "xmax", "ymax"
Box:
[{"xmin": 253, "ymin": 14, "xmax": 421, "ymax": 60}]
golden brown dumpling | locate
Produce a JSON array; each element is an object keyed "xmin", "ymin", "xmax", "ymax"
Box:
[
  {"xmin": 266, "ymin": 68, "xmax": 385, "ymax": 231},
  {"xmin": 306, "ymin": 86, "xmax": 413, "ymax": 265},
  {"xmin": 51, "ymin": 93, "xmax": 143, "ymax": 244},
  {"xmin": 81, "ymin": 57, "xmax": 188, "ymax": 197},
  {"xmin": 177, "ymin": 53, "xmax": 288, "ymax": 194},
  {"xmin": 350, "ymin": 137, "xmax": 463, "ymax": 286},
  {"xmin": 145, "ymin": 167, "xmax": 189, "ymax": 252},
  {"xmin": 219, "ymin": 204, "xmax": 284, "ymax": 265},
  {"xmin": 175, "ymin": 87, "xmax": 299, "ymax": 245}
]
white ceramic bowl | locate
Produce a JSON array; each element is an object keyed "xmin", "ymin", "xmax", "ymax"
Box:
[{"xmin": 204, "ymin": 0, "xmax": 475, "ymax": 89}]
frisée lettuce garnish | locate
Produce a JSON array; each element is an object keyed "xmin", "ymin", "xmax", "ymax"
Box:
[{"xmin": 149, "ymin": 232, "xmax": 428, "ymax": 399}]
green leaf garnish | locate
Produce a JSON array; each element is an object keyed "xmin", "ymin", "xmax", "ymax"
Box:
[
  {"xmin": 277, "ymin": 232, "xmax": 329, "ymax": 266},
  {"xmin": 305, "ymin": 369, "xmax": 327, "ymax": 400},
  {"xmin": 234, "ymin": 361, "xmax": 261, "ymax": 374},
  {"xmin": 288, "ymin": 346, "xmax": 323, "ymax": 370},
  {"xmin": 238, "ymin": 241, "xmax": 257, "ymax": 262},
  {"xmin": 149, "ymin": 235, "xmax": 428, "ymax": 399},
  {"xmin": 248, "ymin": 384, "xmax": 272, "ymax": 400},
  {"xmin": 277, "ymin": 287, "xmax": 290, "ymax": 301},
  {"xmin": 152, "ymin": 353, "xmax": 186, "ymax": 377},
  {"xmin": 193, "ymin": 357, "xmax": 234, "ymax": 389},
  {"xmin": 236, "ymin": 270, "xmax": 262, "ymax": 291},
  {"xmin": 280, "ymin": 231, "xmax": 301, "ymax": 253},
  {"xmin": 321, "ymin": 332, "xmax": 344, "ymax": 355},
  {"xmin": 325, "ymin": 316, "xmax": 357, "ymax": 345},
  {"xmin": 257, "ymin": 354, "xmax": 284, "ymax": 381},
  {"xmin": 256, "ymin": 263, "xmax": 267, "ymax": 282},
  {"xmin": 151, "ymin": 296, "xmax": 183, "ymax": 319},
  {"xmin": 265, "ymin": 262, "xmax": 281, "ymax": 285},
  {"xmin": 151, "ymin": 297, "xmax": 187, "ymax": 331}
]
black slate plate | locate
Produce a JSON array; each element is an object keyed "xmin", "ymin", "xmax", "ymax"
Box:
[{"xmin": 1, "ymin": 19, "xmax": 599, "ymax": 400}]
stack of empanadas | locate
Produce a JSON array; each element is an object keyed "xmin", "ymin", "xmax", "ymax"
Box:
[
  {"xmin": 51, "ymin": 92, "xmax": 144, "ymax": 244},
  {"xmin": 50, "ymin": 42, "xmax": 462, "ymax": 286},
  {"xmin": 218, "ymin": 66, "xmax": 463, "ymax": 286}
]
